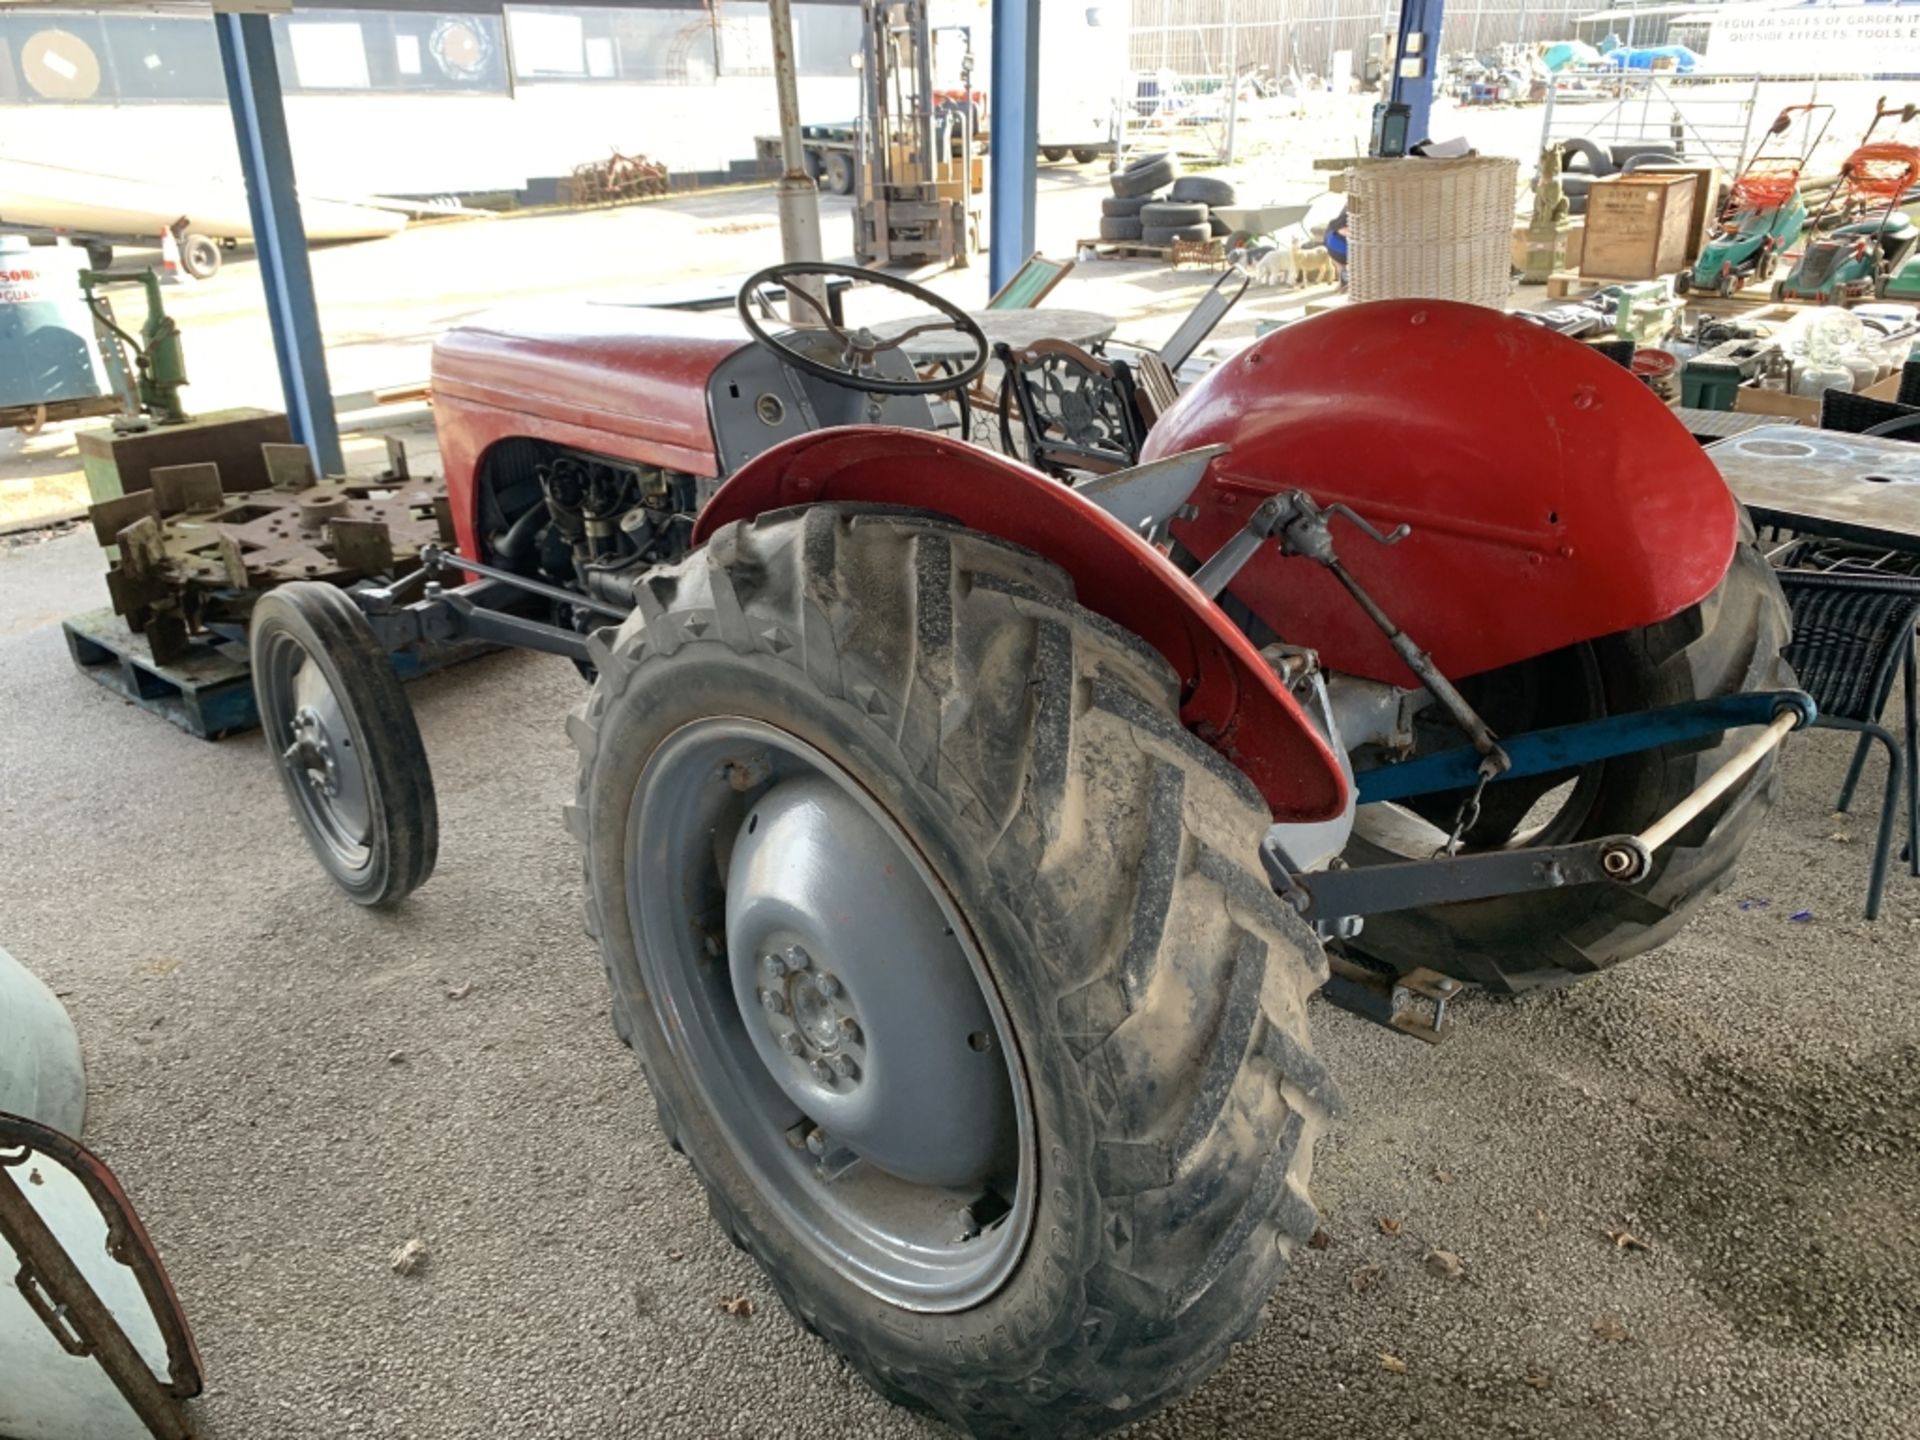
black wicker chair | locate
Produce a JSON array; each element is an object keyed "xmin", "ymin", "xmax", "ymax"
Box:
[{"xmin": 1776, "ymin": 568, "xmax": 1920, "ymax": 919}]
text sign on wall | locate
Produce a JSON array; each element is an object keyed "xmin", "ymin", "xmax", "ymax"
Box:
[{"xmin": 1709, "ymin": 5, "xmax": 1920, "ymax": 75}]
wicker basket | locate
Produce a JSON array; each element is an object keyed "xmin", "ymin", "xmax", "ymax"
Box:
[{"xmin": 1346, "ymin": 155, "xmax": 1519, "ymax": 308}]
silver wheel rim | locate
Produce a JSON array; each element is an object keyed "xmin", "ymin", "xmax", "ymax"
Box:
[
  {"xmin": 257, "ymin": 629, "xmax": 374, "ymax": 876},
  {"xmin": 627, "ymin": 718, "xmax": 1036, "ymax": 1312}
]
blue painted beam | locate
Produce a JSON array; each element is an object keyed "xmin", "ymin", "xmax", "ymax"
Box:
[
  {"xmin": 214, "ymin": 13, "xmax": 342, "ymax": 477},
  {"xmin": 1388, "ymin": 0, "xmax": 1445, "ymax": 146},
  {"xmin": 988, "ymin": 0, "xmax": 1040, "ymax": 295}
]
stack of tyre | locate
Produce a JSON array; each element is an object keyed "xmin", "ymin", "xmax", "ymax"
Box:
[{"xmin": 1099, "ymin": 152, "xmax": 1237, "ymax": 247}]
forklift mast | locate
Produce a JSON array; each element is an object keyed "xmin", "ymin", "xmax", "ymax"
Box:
[{"xmin": 855, "ymin": 0, "xmax": 981, "ymax": 269}]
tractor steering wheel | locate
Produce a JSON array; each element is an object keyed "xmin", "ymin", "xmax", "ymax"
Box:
[{"xmin": 736, "ymin": 261, "xmax": 990, "ymax": 398}]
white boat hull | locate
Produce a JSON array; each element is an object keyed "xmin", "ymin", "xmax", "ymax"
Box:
[{"xmin": 0, "ymin": 158, "xmax": 408, "ymax": 243}]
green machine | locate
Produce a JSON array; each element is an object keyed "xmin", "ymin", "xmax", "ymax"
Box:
[
  {"xmin": 1776, "ymin": 99, "xmax": 1920, "ymax": 304},
  {"xmin": 79, "ymin": 267, "xmax": 188, "ymax": 427},
  {"xmin": 1677, "ymin": 104, "xmax": 1831, "ymax": 299}
]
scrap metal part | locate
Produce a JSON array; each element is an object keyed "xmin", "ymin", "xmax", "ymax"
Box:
[{"xmin": 87, "ymin": 437, "xmax": 454, "ymax": 664}]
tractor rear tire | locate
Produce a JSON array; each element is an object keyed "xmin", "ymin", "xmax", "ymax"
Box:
[
  {"xmin": 570, "ymin": 506, "xmax": 1333, "ymax": 1437},
  {"xmin": 1340, "ymin": 534, "xmax": 1791, "ymax": 993}
]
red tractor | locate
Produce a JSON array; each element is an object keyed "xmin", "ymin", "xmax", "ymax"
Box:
[{"xmin": 250, "ymin": 263, "xmax": 1804, "ymax": 1436}]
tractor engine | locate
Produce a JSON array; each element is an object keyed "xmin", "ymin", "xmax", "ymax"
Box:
[{"xmin": 487, "ymin": 443, "xmax": 711, "ymax": 624}]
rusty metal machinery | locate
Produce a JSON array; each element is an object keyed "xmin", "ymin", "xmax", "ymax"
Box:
[{"xmin": 86, "ymin": 436, "xmax": 453, "ymax": 664}]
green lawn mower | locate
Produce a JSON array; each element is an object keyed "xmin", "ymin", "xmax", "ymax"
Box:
[
  {"xmin": 1677, "ymin": 103, "xmax": 1831, "ymax": 298},
  {"xmin": 1775, "ymin": 99, "xmax": 1920, "ymax": 304}
]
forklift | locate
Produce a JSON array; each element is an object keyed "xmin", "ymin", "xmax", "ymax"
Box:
[{"xmin": 853, "ymin": 0, "xmax": 983, "ymax": 269}]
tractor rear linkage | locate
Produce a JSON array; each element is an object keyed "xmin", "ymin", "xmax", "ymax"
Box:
[{"xmin": 341, "ymin": 486, "xmax": 1815, "ymax": 1049}]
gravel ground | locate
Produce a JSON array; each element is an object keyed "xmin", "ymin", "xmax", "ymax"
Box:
[{"xmin": 3, "ymin": 521, "xmax": 1916, "ymax": 1440}]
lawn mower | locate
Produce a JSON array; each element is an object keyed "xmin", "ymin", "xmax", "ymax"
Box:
[
  {"xmin": 1775, "ymin": 98, "xmax": 1920, "ymax": 304},
  {"xmin": 1677, "ymin": 103, "xmax": 1832, "ymax": 298},
  {"xmin": 245, "ymin": 264, "xmax": 1806, "ymax": 1437}
]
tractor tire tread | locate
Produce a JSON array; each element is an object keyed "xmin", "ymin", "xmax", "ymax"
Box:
[
  {"xmin": 1343, "ymin": 534, "xmax": 1791, "ymax": 991},
  {"xmin": 568, "ymin": 504, "xmax": 1330, "ymax": 1437}
]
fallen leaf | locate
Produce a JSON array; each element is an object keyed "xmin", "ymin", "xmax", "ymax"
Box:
[
  {"xmin": 445, "ymin": 981, "xmax": 474, "ymax": 1001},
  {"xmin": 1591, "ymin": 1315, "xmax": 1633, "ymax": 1343},
  {"xmin": 1604, "ymin": 1228, "xmax": 1653, "ymax": 1252},
  {"xmin": 1378, "ymin": 1353, "xmax": 1408, "ymax": 1375},
  {"xmin": 1423, "ymin": 1248, "xmax": 1465, "ymax": 1280},
  {"xmin": 718, "ymin": 1294, "xmax": 754, "ymax": 1318},
  {"xmin": 387, "ymin": 1050, "xmax": 406, "ymax": 1065},
  {"xmin": 1431, "ymin": 1168, "xmax": 1455, "ymax": 1185},
  {"xmin": 1523, "ymin": 1370, "xmax": 1552, "ymax": 1391},
  {"xmin": 1377, "ymin": 1216, "xmax": 1402, "ymax": 1235},
  {"xmin": 389, "ymin": 1238, "xmax": 429, "ymax": 1276},
  {"xmin": 1308, "ymin": 1228, "xmax": 1333, "ymax": 1251},
  {"xmin": 144, "ymin": 957, "xmax": 180, "ymax": 978},
  {"xmin": 1826, "ymin": 832, "xmax": 1853, "ymax": 845},
  {"xmin": 1348, "ymin": 1264, "xmax": 1386, "ymax": 1296}
]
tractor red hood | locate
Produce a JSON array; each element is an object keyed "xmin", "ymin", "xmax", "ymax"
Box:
[
  {"xmin": 431, "ymin": 304, "xmax": 746, "ymax": 475},
  {"xmin": 1145, "ymin": 300, "xmax": 1740, "ymax": 687}
]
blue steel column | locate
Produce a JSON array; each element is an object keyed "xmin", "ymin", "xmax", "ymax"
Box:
[
  {"xmin": 214, "ymin": 12, "xmax": 342, "ymax": 476},
  {"xmin": 988, "ymin": 0, "xmax": 1040, "ymax": 295},
  {"xmin": 1389, "ymin": 0, "xmax": 1446, "ymax": 146}
]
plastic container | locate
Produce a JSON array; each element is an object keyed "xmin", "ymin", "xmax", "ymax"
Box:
[{"xmin": 0, "ymin": 235, "xmax": 110, "ymax": 409}]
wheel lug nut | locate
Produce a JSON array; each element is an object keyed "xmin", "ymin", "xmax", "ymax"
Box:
[
  {"xmin": 831, "ymin": 1054, "xmax": 859, "ymax": 1082},
  {"xmin": 759, "ymin": 988, "xmax": 788, "ymax": 1015},
  {"xmin": 762, "ymin": 953, "xmax": 788, "ymax": 980},
  {"xmin": 810, "ymin": 1058, "xmax": 834, "ymax": 1084},
  {"xmin": 817, "ymin": 972, "xmax": 841, "ymax": 998},
  {"xmin": 780, "ymin": 1032, "xmax": 805, "ymax": 1055},
  {"xmin": 805, "ymin": 1127, "xmax": 827, "ymax": 1157},
  {"xmin": 784, "ymin": 944, "xmax": 811, "ymax": 972},
  {"xmin": 839, "ymin": 1016, "xmax": 862, "ymax": 1045}
]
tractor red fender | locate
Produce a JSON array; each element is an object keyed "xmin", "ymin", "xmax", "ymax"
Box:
[
  {"xmin": 694, "ymin": 428, "xmax": 1349, "ymax": 824},
  {"xmin": 1142, "ymin": 300, "xmax": 1740, "ymax": 687}
]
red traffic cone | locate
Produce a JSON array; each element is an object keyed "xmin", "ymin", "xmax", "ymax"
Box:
[{"xmin": 159, "ymin": 228, "xmax": 184, "ymax": 284}]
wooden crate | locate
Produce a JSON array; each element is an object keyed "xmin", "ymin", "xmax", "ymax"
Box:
[
  {"xmin": 1627, "ymin": 163, "xmax": 1723, "ymax": 262},
  {"xmin": 1580, "ymin": 172, "xmax": 1698, "ymax": 281}
]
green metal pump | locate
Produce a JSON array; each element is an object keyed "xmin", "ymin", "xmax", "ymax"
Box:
[{"xmin": 79, "ymin": 268, "xmax": 189, "ymax": 427}]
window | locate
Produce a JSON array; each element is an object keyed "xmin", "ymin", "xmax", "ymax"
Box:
[
  {"xmin": 507, "ymin": 6, "xmax": 719, "ymax": 84},
  {"xmin": 271, "ymin": 12, "xmax": 508, "ymax": 95}
]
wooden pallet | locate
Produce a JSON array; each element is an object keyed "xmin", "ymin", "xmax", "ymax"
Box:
[
  {"xmin": 63, "ymin": 608, "xmax": 489, "ymax": 741},
  {"xmin": 1545, "ymin": 268, "xmax": 1838, "ymax": 314}
]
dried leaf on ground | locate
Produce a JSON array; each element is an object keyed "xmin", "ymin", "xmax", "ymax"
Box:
[
  {"xmin": 1309, "ymin": 1228, "xmax": 1334, "ymax": 1251},
  {"xmin": 718, "ymin": 1294, "xmax": 754, "ymax": 1318},
  {"xmin": 1604, "ymin": 1228, "xmax": 1653, "ymax": 1252},
  {"xmin": 1523, "ymin": 1370, "xmax": 1553, "ymax": 1391},
  {"xmin": 1377, "ymin": 1215, "xmax": 1402, "ymax": 1235},
  {"xmin": 1378, "ymin": 1353, "xmax": 1408, "ymax": 1375},
  {"xmin": 1431, "ymin": 1168, "xmax": 1455, "ymax": 1185},
  {"xmin": 389, "ymin": 1238, "xmax": 429, "ymax": 1276},
  {"xmin": 1423, "ymin": 1249, "xmax": 1465, "ymax": 1280},
  {"xmin": 1592, "ymin": 1315, "xmax": 1633, "ymax": 1343},
  {"xmin": 445, "ymin": 981, "xmax": 474, "ymax": 1000}
]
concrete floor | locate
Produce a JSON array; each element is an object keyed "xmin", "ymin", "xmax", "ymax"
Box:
[{"xmin": 3, "ymin": 510, "xmax": 1918, "ymax": 1438}]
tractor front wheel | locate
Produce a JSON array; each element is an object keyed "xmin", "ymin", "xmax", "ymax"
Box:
[
  {"xmin": 1340, "ymin": 534, "xmax": 1790, "ymax": 992},
  {"xmin": 570, "ymin": 506, "xmax": 1334, "ymax": 1436}
]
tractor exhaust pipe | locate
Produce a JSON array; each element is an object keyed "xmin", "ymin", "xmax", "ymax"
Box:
[{"xmin": 768, "ymin": 0, "xmax": 828, "ymax": 327}]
